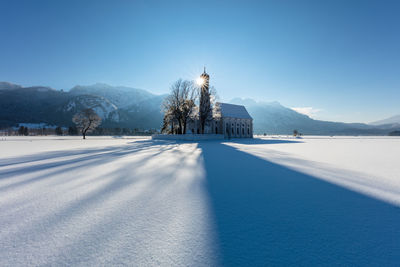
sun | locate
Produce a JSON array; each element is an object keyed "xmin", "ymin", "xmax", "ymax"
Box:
[{"xmin": 196, "ymin": 77, "xmax": 205, "ymax": 86}]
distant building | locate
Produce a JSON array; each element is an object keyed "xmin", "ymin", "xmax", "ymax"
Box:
[
  {"xmin": 188, "ymin": 102, "xmax": 253, "ymax": 138},
  {"xmin": 217, "ymin": 102, "xmax": 253, "ymax": 138},
  {"xmin": 187, "ymin": 69, "xmax": 253, "ymax": 138}
]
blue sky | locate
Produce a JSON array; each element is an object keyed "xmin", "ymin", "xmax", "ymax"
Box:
[{"xmin": 1, "ymin": 0, "xmax": 399, "ymax": 123}]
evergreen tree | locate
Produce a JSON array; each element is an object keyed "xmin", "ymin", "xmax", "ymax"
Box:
[
  {"xmin": 68, "ymin": 126, "xmax": 78, "ymax": 135},
  {"xmin": 18, "ymin": 126, "xmax": 25, "ymax": 135},
  {"xmin": 55, "ymin": 126, "xmax": 63, "ymax": 135}
]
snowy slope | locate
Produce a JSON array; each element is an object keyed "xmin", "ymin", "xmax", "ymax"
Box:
[
  {"xmin": 370, "ymin": 114, "xmax": 400, "ymax": 126},
  {"xmin": 0, "ymin": 82, "xmax": 164, "ymax": 129},
  {"xmin": 1, "ymin": 136, "xmax": 400, "ymax": 265},
  {"xmin": 64, "ymin": 95, "xmax": 120, "ymax": 122},
  {"xmin": 0, "ymin": 82, "xmax": 22, "ymax": 90},
  {"xmin": 230, "ymin": 98, "xmax": 395, "ymax": 135},
  {"xmin": 70, "ymin": 83, "xmax": 164, "ymax": 110}
]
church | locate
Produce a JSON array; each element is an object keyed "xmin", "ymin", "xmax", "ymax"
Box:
[{"xmin": 188, "ymin": 69, "xmax": 253, "ymax": 138}]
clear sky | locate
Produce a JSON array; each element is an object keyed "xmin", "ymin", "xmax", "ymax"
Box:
[{"xmin": 1, "ymin": 0, "xmax": 399, "ymax": 123}]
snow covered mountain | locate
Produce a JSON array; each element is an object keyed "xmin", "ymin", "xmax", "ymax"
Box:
[
  {"xmin": 0, "ymin": 81, "xmax": 22, "ymax": 90},
  {"xmin": 69, "ymin": 84, "xmax": 166, "ymax": 127},
  {"xmin": 230, "ymin": 98, "xmax": 398, "ymax": 135},
  {"xmin": 64, "ymin": 95, "xmax": 120, "ymax": 122},
  {"xmin": 0, "ymin": 82, "xmax": 164, "ymax": 129},
  {"xmin": 70, "ymin": 83, "xmax": 162, "ymax": 109},
  {"xmin": 1, "ymin": 82, "xmax": 399, "ymax": 135},
  {"xmin": 370, "ymin": 115, "xmax": 400, "ymax": 127}
]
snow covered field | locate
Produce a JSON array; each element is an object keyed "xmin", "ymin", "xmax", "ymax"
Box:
[{"xmin": 1, "ymin": 136, "xmax": 400, "ymax": 266}]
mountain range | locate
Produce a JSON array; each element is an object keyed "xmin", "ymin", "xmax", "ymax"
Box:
[
  {"xmin": 0, "ymin": 81, "xmax": 399, "ymax": 135},
  {"xmin": 230, "ymin": 98, "xmax": 400, "ymax": 135},
  {"xmin": 0, "ymin": 82, "xmax": 165, "ymax": 130},
  {"xmin": 370, "ymin": 115, "xmax": 400, "ymax": 127}
]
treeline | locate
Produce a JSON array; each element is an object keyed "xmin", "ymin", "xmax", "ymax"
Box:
[
  {"xmin": 0, "ymin": 126, "xmax": 158, "ymax": 136},
  {"xmin": 388, "ymin": 130, "xmax": 400, "ymax": 136},
  {"xmin": 91, "ymin": 127, "xmax": 158, "ymax": 136}
]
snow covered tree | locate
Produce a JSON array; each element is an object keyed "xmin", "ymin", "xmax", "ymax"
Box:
[
  {"xmin": 72, "ymin": 108, "xmax": 102, "ymax": 139},
  {"xmin": 161, "ymin": 106, "xmax": 177, "ymax": 134},
  {"xmin": 162, "ymin": 79, "xmax": 197, "ymax": 134},
  {"xmin": 180, "ymin": 83, "xmax": 197, "ymax": 134}
]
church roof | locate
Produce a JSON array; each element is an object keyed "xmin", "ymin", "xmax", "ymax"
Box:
[{"xmin": 217, "ymin": 102, "xmax": 252, "ymax": 119}]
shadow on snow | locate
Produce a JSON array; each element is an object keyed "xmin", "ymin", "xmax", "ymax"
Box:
[
  {"xmin": 198, "ymin": 141, "xmax": 400, "ymax": 266},
  {"xmin": 1, "ymin": 138, "xmax": 400, "ymax": 265}
]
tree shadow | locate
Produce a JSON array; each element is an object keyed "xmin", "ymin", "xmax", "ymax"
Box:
[
  {"xmin": 172, "ymin": 138, "xmax": 302, "ymax": 146},
  {"xmin": 0, "ymin": 139, "xmax": 208, "ymax": 266},
  {"xmin": 0, "ymin": 140, "xmax": 177, "ymax": 191},
  {"xmin": 198, "ymin": 141, "xmax": 400, "ymax": 266},
  {"xmin": 227, "ymin": 138, "xmax": 303, "ymax": 145},
  {"xmin": 0, "ymin": 139, "xmax": 172, "ymax": 168}
]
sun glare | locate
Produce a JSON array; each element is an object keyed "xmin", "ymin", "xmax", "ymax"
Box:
[{"xmin": 196, "ymin": 77, "xmax": 205, "ymax": 86}]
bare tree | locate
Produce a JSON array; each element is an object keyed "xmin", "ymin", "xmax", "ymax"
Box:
[
  {"xmin": 162, "ymin": 82, "xmax": 182, "ymax": 134},
  {"xmin": 161, "ymin": 105, "xmax": 177, "ymax": 134},
  {"xmin": 162, "ymin": 79, "xmax": 197, "ymax": 134},
  {"xmin": 72, "ymin": 108, "xmax": 102, "ymax": 139},
  {"xmin": 180, "ymin": 81, "xmax": 197, "ymax": 134}
]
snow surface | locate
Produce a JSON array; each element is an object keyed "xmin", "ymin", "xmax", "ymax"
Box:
[
  {"xmin": 217, "ymin": 102, "xmax": 252, "ymax": 119},
  {"xmin": 1, "ymin": 136, "xmax": 400, "ymax": 266}
]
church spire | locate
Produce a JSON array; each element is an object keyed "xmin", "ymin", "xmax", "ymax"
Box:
[{"xmin": 201, "ymin": 66, "xmax": 209, "ymax": 79}]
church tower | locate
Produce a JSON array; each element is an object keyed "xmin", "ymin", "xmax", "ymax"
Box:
[
  {"xmin": 199, "ymin": 67, "xmax": 211, "ymax": 134},
  {"xmin": 200, "ymin": 67, "xmax": 210, "ymax": 93}
]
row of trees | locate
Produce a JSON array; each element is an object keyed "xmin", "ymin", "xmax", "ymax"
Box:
[
  {"xmin": 17, "ymin": 126, "xmax": 29, "ymax": 136},
  {"xmin": 0, "ymin": 109, "xmax": 102, "ymax": 138},
  {"xmin": 2, "ymin": 125, "xmax": 156, "ymax": 137},
  {"xmin": 2, "ymin": 126, "xmax": 67, "ymax": 136},
  {"xmin": 5, "ymin": 126, "xmax": 156, "ymax": 136},
  {"xmin": 3, "ymin": 108, "xmax": 157, "ymax": 139},
  {"xmin": 161, "ymin": 79, "xmax": 217, "ymax": 134}
]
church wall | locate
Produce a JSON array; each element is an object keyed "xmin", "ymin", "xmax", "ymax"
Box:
[
  {"xmin": 184, "ymin": 116, "xmax": 252, "ymax": 138},
  {"xmin": 221, "ymin": 117, "xmax": 253, "ymax": 138}
]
